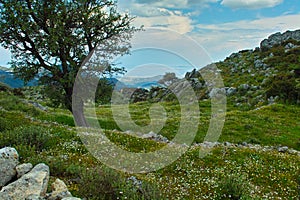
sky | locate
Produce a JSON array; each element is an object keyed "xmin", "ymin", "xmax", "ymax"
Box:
[
  {"xmin": 0, "ymin": 0, "xmax": 300, "ymax": 76},
  {"xmin": 115, "ymin": 0, "xmax": 300, "ymax": 76}
]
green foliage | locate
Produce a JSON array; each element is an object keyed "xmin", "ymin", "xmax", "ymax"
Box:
[
  {"xmin": 0, "ymin": 0, "xmax": 138, "ymax": 112},
  {"xmin": 37, "ymin": 112, "xmax": 75, "ymax": 127},
  {"xmin": 0, "ymin": 116, "xmax": 14, "ymax": 132},
  {"xmin": 42, "ymin": 83, "xmax": 66, "ymax": 108},
  {"xmin": 261, "ymin": 43, "xmax": 300, "ymax": 104},
  {"xmin": 95, "ymin": 79, "xmax": 114, "ymax": 105},
  {"xmin": 0, "ymin": 126, "xmax": 53, "ymax": 152},
  {"xmin": 218, "ymin": 174, "xmax": 249, "ymax": 200},
  {"xmin": 0, "ymin": 91, "xmax": 41, "ymax": 116},
  {"xmin": 264, "ymin": 73, "xmax": 300, "ymax": 103},
  {"xmin": 76, "ymin": 166, "xmax": 163, "ymax": 200}
]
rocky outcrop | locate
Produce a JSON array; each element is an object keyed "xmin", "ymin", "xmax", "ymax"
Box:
[
  {"xmin": 0, "ymin": 147, "xmax": 81, "ymax": 200},
  {"xmin": 0, "ymin": 147, "xmax": 19, "ymax": 187},
  {"xmin": 185, "ymin": 68, "xmax": 201, "ymax": 79},
  {"xmin": 260, "ymin": 29, "xmax": 300, "ymax": 50},
  {"xmin": 47, "ymin": 178, "xmax": 73, "ymax": 200},
  {"xmin": 0, "ymin": 163, "xmax": 50, "ymax": 199},
  {"xmin": 16, "ymin": 163, "xmax": 33, "ymax": 178}
]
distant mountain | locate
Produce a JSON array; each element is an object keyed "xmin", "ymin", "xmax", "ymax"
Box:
[
  {"xmin": 119, "ymin": 75, "xmax": 163, "ymax": 89},
  {"xmin": 106, "ymin": 78, "xmax": 127, "ymax": 90},
  {"xmin": 0, "ymin": 67, "xmax": 38, "ymax": 88}
]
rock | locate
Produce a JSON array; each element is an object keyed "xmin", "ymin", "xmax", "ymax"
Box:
[
  {"xmin": 241, "ymin": 142, "xmax": 248, "ymax": 146},
  {"xmin": 254, "ymin": 59, "xmax": 265, "ymax": 68},
  {"xmin": 198, "ymin": 141, "xmax": 220, "ymax": 149},
  {"xmin": 47, "ymin": 178, "xmax": 73, "ymax": 200},
  {"xmin": 268, "ymin": 96, "xmax": 278, "ymax": 104},
  {"xmin": 26, "ymin": 194, "xmax": 41, "ymax": 200},
  {"xmin": 224, "ymin": 142, "xmax": 232, "ymax": 147},
  {"xmin": 16, "ymin": 163, "xmax": 33, "ymax": 178},
  {"xmin": 228, "ymin": 52, "xmax": 242, "ymax": 59},
  {"xmin": 0, "ymin": 147, "xmax": 19, "ymax": 187},
  {"xmin": 142, "ymin": 131, "xmax": 169, "ymax": 143},
  {"xmin": 208, "ymin": 88, "xmax": 226, "ymax": 99},
  {"xmin": 28, "ymin": 101, "xmax": 48, "ymax": 112},
  {"xmin": 260, "ymin": 29, "xmax": 300, "ymax": 50},
  {"xmin": 238, "ymin": 84, "xmax": 250, "ymax": 90},
  {"xmin": 185, "ymin": 68, "xmax": 200, "ymax": 79},
  {"xmin": 277, "ymin": 146, "xmax": 289, "ymax": 153},
  {"xmin": 285, "ymin": 42, "xmax": 296, "ymax": 49},
  {"xmin": 225, "ymin": 87, "xmax": 237, "ymax": 96},
  {"xmin": 0, "ymin": 163, "xmax": 50, "ymax": 199},
  {"xmin": 62, "ymin": 197, "xmax": 81, "ymax": 200},
  {"xmin": 128, "ymin": 176, "xmax": 142, "ymax": 188}
]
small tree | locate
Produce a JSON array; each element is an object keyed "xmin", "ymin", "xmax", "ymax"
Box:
[{"xmin": 0, "ymin": 0, "xmax": 138, "ymax": 126}]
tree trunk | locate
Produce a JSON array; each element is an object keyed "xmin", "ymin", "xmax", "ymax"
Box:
[
  {"xmin": 65, "ymin": 87, "xmax": 89, "ymax": 127},
  {"xmin": 72, "ymin": 99, "xmax": 89, "ymax": 127}
]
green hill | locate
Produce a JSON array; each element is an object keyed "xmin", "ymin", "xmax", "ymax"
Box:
[{"xmin": 0, "ymin": 30, "xmax": 299, "ymax": 199}]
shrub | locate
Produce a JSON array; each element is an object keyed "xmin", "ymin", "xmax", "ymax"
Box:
[
  {"xmin": 264, "ymin": 74, "xmax": 300, "ymax": 104},
  {"xmin": 0, "ymin": 117, "xmax": 13, "ymax": 132},
  {"xmin": 0, "ymin": 125, "xmax": 53, "ymax": 152},
  {"xmin": 0, "ymin": 92, "xmax": 41, "ymax": 116},
  {"xmin": 76, "ymin": 166, "xmax": 163, "ymax": 200},
  {"xmin": 218, "ymin": 174, "xmax": 249, "ymax": 200}
]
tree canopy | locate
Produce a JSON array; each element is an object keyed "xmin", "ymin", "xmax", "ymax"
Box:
[{"xmin": 0, "ymin": 0, "xmax": 138, "ymax": 116}]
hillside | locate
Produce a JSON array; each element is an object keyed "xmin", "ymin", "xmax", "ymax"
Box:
[
  {"xmin": 0, "ymin": 30, "xmax": 299, "ymax": 199},
  {"xmin": 0, "ymin": 88, "xmax": 299, "ymax": 199},
  {"xmin": 130, "ymin": 29, "xmax": 300, "ymax": 109},
  {"xmin": 0, "ymin": 66, "xmax": 38, "ymax": 88}
]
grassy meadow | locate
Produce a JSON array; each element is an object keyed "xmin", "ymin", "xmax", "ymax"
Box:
[{"xmin": 0, "ymin": 89, "xmax": 299, "ymax": 199}]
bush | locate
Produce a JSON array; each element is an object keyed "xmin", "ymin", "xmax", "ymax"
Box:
[
  {"xmin": 0, "ymin": 125, "xmax": 53, "ymax": 152},
  {"xmin": 218, "ymin": 174, "xmax": 249, "ymax": 200},
  {"xmin": 76, "ymin": 166, "xmax": 163, "ymax": 200},
  {"xmin": 264, "ymin": 74, "xmax": 300, "ymax": 104},
  {"xmin": 0, "ymin": 92, "xmax": 41, "ymax": 116},
  {"xmin": 0, "ymin": 117, "xmax": 14, "ymax": 132}
]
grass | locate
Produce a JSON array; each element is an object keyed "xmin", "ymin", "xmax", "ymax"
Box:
[
  {"xmin": 94, "ymin": 101, "xmax": 300, "ymax": 151},
  {"xmin": 0, "ymin": 90, "xmax": 299, "ymax": 199}
]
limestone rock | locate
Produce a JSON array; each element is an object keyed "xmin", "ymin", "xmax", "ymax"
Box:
[
  {"xmin": 185, "ymin": 68, "xmax": 200, "ymax": 79},
  {"xmin": 260, "ymin": 29, "xmax": 300, "ymax": 50},
  {"xmin": 0, "ymin": 147, "xmax": 19, "ymax": 187},
  {"xmin": 47, "ymin": 178, "xmax": 73, "ymax": 200},
  {"xmin": 277, "ymin": 146, "xmax": 289, "ymax": 153},
  {"xmin": 0, "ymin": 163, "xmax": 50, "ymax": 200},
  {"xmin": 209, "ymin": 88, "xmax": 226, "ymax": 99},
  {"xmin": 16, "ymin": 163, "xmax": 33, "ymax": 178},
  {"xmin": 62, "ymin": 197, "xmax": 81, "ymax": 200}
]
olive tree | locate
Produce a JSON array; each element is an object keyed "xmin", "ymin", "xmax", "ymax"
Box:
[{"xmin": 0, "ymin": 0, "xmax": 138, "ymax": 125}]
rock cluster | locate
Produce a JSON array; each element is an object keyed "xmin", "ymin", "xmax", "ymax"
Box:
[
  {"xmin": 260, "ymin": 29, "xmax": 300, "ymax": 50},
  {"xmin": 120, "ymin": 130, "xmax": 300, "ymax": 157},
  {"xmin": 0, "ymin": 147, "xmax": 81, "ymax": 200},
  {"xmin": 194, "ymin": 141, "xmax": 300, "ymax": 156}
]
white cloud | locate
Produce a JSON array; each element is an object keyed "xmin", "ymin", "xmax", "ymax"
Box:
[
  {"xmin": 118, "ymin": 0, "xmax": 221, "ymax": 34},
  {"xmin": 134, "ymin": 14, "xmax": 193, "ymax": 34},
  {"xmin": 197, "ymin": 14, "xmax": 300, "ymax": 32},
  {"xmin": 146, "ymin": 0, "xmax": 189, "ymax": 9},
  {"xmin": 191, "ymin": 14, "xmax": 300, "ymax": 61},
  {"xmin": 118, "ymin": 1, "xmax": 193, "ymax": 34},
  {"xmin": 221, "ymin": 0, "xmax": 284, "ymax": 9}
]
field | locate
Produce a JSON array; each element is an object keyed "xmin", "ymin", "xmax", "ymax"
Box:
[{"xmin": 0, "ymin": 90, "xmax": 299, "ymax": 199}]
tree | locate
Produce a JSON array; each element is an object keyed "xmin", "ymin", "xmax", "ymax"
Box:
[{"xmin": 0, "ymin": 0, "xmax": 138, "ymax": 126}]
